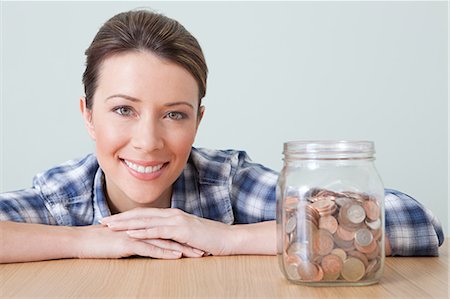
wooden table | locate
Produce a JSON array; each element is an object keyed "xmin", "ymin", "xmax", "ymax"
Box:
[{"xmin": 1, "ymin": 243, "xmax": 447, "ymax": 298}]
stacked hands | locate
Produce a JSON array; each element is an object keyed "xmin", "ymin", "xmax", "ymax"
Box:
[{"xmin": 90, "ymin": 208, "xmax": 233, "ymax": 260}]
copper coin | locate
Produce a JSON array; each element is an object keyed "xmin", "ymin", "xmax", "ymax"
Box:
[
  {"xmin": 341, "ymin": 257, "xmax": 366, "ymax": 282},
  {"xmin": 314, "ymin": 229, "xmax": 334, "ymax": 256},
  {"xmin": 363, "ymin": 200, "xmax": 380, "ymax": 221},
  {"xmin": 312, "ymin": 265, "xmax": 324, "ymax": 281},
  {"xmin": 365, "ymin": 242, "xmax": 381, "ymax": 260},
  {"xmin": 319, "ymin": 215, "xmax": 338, "ymax": 234},
  {"xmin": 334, "ymin": 233, "xmax": 356, "ymax": 252},
  {"xmin": 297, "ymin": 261, "xmax": 319, "ymax": 281},
  {"xmin": 336, "ymin": 225, "xmax": 355, "ymax": 241},
  {"xmin": 371, "ymin": 228, "xmax": 382, "ymax": 241},
  {"xmin": 355, "ymin": 238, "xmax": 378, "ymax": 254},
  {"xmin": 321, "ymin": 254, "xmax": 343, "ymax": 280},
  {"xmin": 365, "ymin": 257, "xmax": 382, "ymax": 277},
  {"xmin": 311, "ymin": 199, "xmax": 335, "ymax": 216}
]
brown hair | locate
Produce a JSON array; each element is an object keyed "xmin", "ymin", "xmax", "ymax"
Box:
[{"xmin": 82, "ymin": 9, "xmax": 208, "ymax": 109}]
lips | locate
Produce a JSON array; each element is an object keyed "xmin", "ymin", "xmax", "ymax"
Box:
[{"xmin": 121, "ymin": 158, "xmax": 168, "ymax": 181}]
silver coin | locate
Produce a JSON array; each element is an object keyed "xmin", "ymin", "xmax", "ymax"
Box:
[
  {"xmin": 346, "ymin": 204, "xmax": 366, "ymax": 224},
  {"xmin": 286, "ymin": 215, "xmax": 297, "ymax": 234},
  {"xmin": 355, "ymin": 228, "xmax": 373, "ymax": 247},
  {"xmin": 365, "ymin": 218, "xmax": 381, "ymax": 230}
]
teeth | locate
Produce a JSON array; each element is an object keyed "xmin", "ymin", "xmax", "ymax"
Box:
[{"xmin": 124, "ymin": 160, "xmax": 164, "ymax": 174}]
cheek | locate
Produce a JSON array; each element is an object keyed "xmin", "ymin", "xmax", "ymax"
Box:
[
  {"xmin": 94, "ymin": 122, "xmax": 129, "ymax": 153},
  {"xmin": 166, "ymin": 126, "xmax": 197, "ymax": 154}
]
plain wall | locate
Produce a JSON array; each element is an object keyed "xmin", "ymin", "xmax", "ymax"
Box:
[{"xmin": 1, "ymin": 1, "xmax": 448, "ymax": 235}]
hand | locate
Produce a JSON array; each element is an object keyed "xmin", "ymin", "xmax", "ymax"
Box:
[
  {"xmin": 75, "ymin": 224, "xmax": 204, "ymax": 259},
  {"xmin": 101, "ymin": 208, "xmax": 237, "ymax": 256}
]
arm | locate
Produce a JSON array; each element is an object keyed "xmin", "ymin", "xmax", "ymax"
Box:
[
  {"xmin": 0, "ymin": 221, "xmax": 203, "ymax": 264},
  {"xmin": 101, "ymin": 208, "xmax": 276, "ymax": 256},
  {"xmin": 384, "ymin": 189, "xmax": 444, "ymax": 256}
]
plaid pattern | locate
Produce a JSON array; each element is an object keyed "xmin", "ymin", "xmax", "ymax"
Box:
[{"xmin": 0, "ymin": 148, "xmax": 444, "ymax": 256}]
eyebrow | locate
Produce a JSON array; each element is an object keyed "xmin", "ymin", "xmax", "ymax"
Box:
[{"xmin": 105, "ymin": 94, "xmax": 194, "ymax": 109}]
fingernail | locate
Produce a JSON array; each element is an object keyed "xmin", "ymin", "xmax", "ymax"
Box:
[
  {"xmin": 192, "ymin": 248, "xmax": 204, "ymax": 255},
  {"xmin": 106, "ymin": 222, "xmax": 118, "ymax": 229}
]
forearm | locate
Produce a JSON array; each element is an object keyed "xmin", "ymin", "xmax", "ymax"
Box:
[
  {"xmin": 0, "ymin": 221, "xmax": 79, "ymax": 263},
  {"xmin": 230, "ymin": 220, "xmax": 276, "ymax": 255}
]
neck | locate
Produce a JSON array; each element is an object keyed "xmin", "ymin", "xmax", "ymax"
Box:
[{"xmin": 103, "ymin": 176, "xmax": 172, "ymax": 214}]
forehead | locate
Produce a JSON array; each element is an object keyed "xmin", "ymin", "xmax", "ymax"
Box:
[{"xmin": 94, "ymin": 51, "xmax": 199, "ymax": 103}]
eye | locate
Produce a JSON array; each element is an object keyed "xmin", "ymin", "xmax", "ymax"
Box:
[
  {"xmin": 166, "ymin": 111, "xmax": 186, "ymax": 120},
  {"xmin": 113, "ymin": 106, "xmax": 134, "ymax": 117}
]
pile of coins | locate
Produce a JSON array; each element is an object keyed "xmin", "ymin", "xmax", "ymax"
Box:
[{"xmin": 282, "ymin": 188, "xmax": 383, "ymax": 282}]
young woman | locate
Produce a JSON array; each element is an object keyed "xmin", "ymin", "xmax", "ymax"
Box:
[{"xmin": 0, "ymin": 9, "xmax": 443, "ymax": 263}]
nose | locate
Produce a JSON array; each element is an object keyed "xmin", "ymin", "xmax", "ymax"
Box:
[{"xmin": 131, "ymin": 117, "xmax": 164, "ymax": 152}]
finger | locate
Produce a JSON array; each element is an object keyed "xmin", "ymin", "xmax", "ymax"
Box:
[
  {"xmin": 127, "ymin": 227, "xmax": 189, "ymax": 244},
  {"xmin": 143, "ymin": 239, "xmax": 204, "ymax": 258},
  {"xmin": 102, "ymin": 208, "xmax": 182, "ymax": 223},
  {"xmin": 131, "ymin": 241, "xmax": 182, "ymax": 260},
  {"xmin": 106, "ymin": 218, "xmax": 154, "ymax": 231},
  {"xmin": 106, "ymin": 216, "xmax": 177, "ymax": 231}
]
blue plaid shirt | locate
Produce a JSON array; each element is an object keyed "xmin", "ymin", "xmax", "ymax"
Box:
[{"xmin": 0, "ymin": 147, "xmax": 444, "ymax": 256}]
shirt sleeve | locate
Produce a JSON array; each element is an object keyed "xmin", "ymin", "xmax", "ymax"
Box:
[
  {"xmin": 0, "ymin": 188, "xmax": 56, "ymax": 224},
  {"xmin": 385, "ymin": 188, "xmax": 444, "ymax": 256},
  {"xmin": 230, "ymin": 151, "xmax": 278, "ymax": 224}
]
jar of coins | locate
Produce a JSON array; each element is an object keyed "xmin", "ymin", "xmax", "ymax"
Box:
[{"xmin": 276, "ymin": 141, "xmax": 384, "ymax": 286}]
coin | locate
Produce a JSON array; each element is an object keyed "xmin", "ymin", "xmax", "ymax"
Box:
[
  {"xmin": 355, "ymin": 238, "xmax": 377, "ymax": 254},
  {"xmin": 365, "ymin": 257, "xmax": 382, "ymax": 277},
  {"xmin": 333, "ymin": 232, "xmax": 355, "ymax": 252},
  {"xmin": 346, "ymin": 204, "xmax": 366, "ymax": 224},
  {"xmin": 341, "ymin": 257, "xmax": 366, "ymax": 282},
  {"xmin": 286, "ymin": 261, "xmax": 301, "ymax": 280},
  {"xmin": 319, "ymin": 215, "xmax": 338, "ymax": 234},
  {"xmin": 363, "ymin": 200, "xmax": 380, "ymax": 221},
  {"xmin": 355, "ymin": 228, "xmax": 373, "ymax": 247},
  {"xmin": 347, "ymin": 250, "xmax": 369, "ymax": 268},
  {"xmin": 321, "ymin": 254, "xmax": 343, "ymax": 280},
  {"xmin": 365, "ymin": 242, "xmax": 381, "ymax": 260},
  {"xmin": 335, "ymin": 197, "xmax": 352, "ymax": 207},
  {"xmin": 297, "ymin": 261, "xmax": 319, "ymax": 281},
  {"xmin": 287, "ymin": 241, "xmax": 310, "ymax": 260},
  {"xmin": 336, "ymin": 225, "xmax": 355, "ymax": 241},
  {"xmin": 314, "ymin": 229, "xmax": 334, "ymax": 256},
  {"xmin": 365, "ymin": 218, "xmax": 381, "ymax": 230},
  {"xmin": 286, "ymin": 215, "xmax": 297, "ymax": 234},
  {"xmin": 285, "ymin": 196, "xmax": 300, "ymax": 211},
  {"xmin": 282, "ymin": 187, "xmax": 383, "ymax": 283},
  {"xmin": 331, "ymin": 248, "xmax": 347, "ymax": 262}
]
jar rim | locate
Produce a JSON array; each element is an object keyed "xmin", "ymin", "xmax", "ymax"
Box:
[{"xmin": 283, "ymin": 140, "xmax": 375, "ymax": 158}]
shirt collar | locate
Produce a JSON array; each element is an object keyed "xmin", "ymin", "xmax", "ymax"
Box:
[{"xmin": 93, "ymin": 167, "xmax": 112, "ymax": 221}]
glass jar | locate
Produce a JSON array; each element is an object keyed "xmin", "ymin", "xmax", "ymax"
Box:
[{"xmin": 276, "ymin": 140, "xmax": 385, "ymax": 286}]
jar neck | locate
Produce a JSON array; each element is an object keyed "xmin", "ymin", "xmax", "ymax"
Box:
[{"xmin": 283, "ymin": 140, "xmax": 375, "ymax": 162}]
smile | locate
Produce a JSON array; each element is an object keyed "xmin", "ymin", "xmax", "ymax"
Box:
[{"xmin": 124, "ymin": 160, "xmax": 165, "ymax": 174}]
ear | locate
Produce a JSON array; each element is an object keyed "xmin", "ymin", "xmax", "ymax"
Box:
[
  {"xmin": 196, "ymin": 105, "xmax": 205, "ymax": 130},
  {"xmin": 79, "ymin": 97, "xmax": 96, "ymax": 141}
]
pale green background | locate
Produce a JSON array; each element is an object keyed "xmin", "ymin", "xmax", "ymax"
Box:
[{"xmin": 1, "ymin": 1, "xmax": 448, "ymax": 234}]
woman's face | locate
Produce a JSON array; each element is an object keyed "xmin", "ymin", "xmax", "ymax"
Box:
[{"xmin": 80, "ymin": 51, "xmax": 203, "ymax": 212}]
